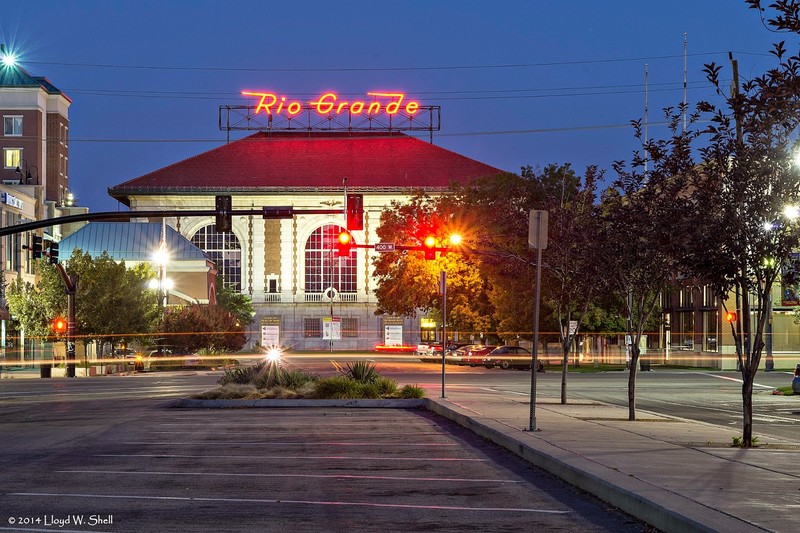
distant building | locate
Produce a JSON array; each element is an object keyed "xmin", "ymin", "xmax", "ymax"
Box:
[{"xmin": 109, "ymin": 131, "xmax": 503, "ymax": 350}]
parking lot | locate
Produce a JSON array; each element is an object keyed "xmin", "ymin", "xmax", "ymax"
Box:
[{"xmin": 1, "ymin": 386, "xmax": 651, "ymax": 532}]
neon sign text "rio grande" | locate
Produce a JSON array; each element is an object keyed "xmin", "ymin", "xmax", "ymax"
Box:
[{"xmin": 241, "ymin": 91, "xmax": 421, "ymax": 117}]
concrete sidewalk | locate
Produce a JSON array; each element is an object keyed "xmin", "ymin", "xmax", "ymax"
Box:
[{"xmin": 425, "ymin": 389, "xmax": 798, "ymax": 533}]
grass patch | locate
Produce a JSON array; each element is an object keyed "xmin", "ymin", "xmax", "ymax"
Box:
[{"xmin": 774, "ymin": 386, "xmax": 797, "ymax": 395}]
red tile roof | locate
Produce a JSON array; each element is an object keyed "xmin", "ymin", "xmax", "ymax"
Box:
[{"xmin": 109, "ymin": 131, "xmax": 503, "ymax": 203}]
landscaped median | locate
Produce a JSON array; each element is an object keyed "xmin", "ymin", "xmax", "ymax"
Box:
[{"xmin": 185, "ymin": 360, "xmax": 425, "ymax": 402}]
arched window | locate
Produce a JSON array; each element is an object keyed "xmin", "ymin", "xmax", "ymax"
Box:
[
  {"xmin": 305, "ymin": 224, "xmax": 356, "ymax": 293},
  {"xmin": 191, "ymin": 224, "xmax": 242, "ymax": 291}
]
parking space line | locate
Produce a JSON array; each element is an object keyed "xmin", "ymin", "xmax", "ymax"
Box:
[
  {"xmin": 697, "ymin": 372, "xmax": 774, "ymax": 389},
  {"xmin": 120, "ymin": 441, "xmax": 458, "ymax": 446},
  {"xmin": 58, "ymin": 469, "xmax": 521, "ymax": 483},
  {"xmin": 95, "ymin": 454, "xmax": 488, "ymax": 461},
  {"xmin": 10, "ymin": 492, "xmax": 569, "ymax": 514}
]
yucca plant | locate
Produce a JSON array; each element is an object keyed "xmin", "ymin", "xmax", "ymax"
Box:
[
  {"xmin": 218, "ymin": 362, "xmax": 265, "ymax": 385},
  {"xmin": 341, "ymin": 361, "xmax": 379, "ymax": 383}
]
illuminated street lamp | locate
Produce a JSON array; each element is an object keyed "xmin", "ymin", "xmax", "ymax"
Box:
[{"xmin": 0, "ymin": 44, "xmax": 16, "ymax": 67}]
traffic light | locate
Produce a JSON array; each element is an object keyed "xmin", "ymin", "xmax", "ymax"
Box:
[
  {"xmin": 53, "ymin": 317, "xmax": 67, "ymax": 334},
  {"xmin": 725, "ymin": 311, "xmax": 737, "ymax": 323},
  {"xmin": 336, "ymin": 230, "xmax": 353, "ymax": 256},
  {"xmin": 423, "ymin": 235, "xmax": 436, "ymax": 260},
  {"xmin": 215, "ymin": 195, "xmax": 232, "ymax": 233},
  {"xmin": 31, "ymin": 235, "xmax": 43, "ymax": 259},
  {"xmin": 49, "ymin": 242, "xmax": 59, "ymax": 264},
  {"xmin": 346, "ymin": 193, "xmax": 364, "ymax": 231}
]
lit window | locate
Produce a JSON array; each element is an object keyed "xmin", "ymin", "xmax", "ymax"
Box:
[
  {"xmin": 3, "ymin": 116, "xmax": 22, "ymax": 136},
  {"xmin": 3, "ymin": 148, "xmax": 21, "ymax": 169},
  {"xmin": 304, "ymin": 224, "xmax": 356, "ymax": 293},
  {"xmin": 191, "ymin": 224, "xmax": 242, "ymax": 291}
]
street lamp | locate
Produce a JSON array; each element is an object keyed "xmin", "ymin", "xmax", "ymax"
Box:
[
  {"xmin": 0, "ymin": 44, "xmax": 16, "ymax": 68},
  {"xmin": 14, "ymin": 159, "xmax": 38, "ymax": 185}
]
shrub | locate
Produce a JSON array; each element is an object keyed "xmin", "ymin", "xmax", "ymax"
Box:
[
  {"xmin": 341, "ymin": 361, "xmax": 379, "ymax": 383},
  {"xmin": 399, "ymin": 384, "xmax": 426, "ymax": 399},
  {"xmin": 219, "ymin": 362, "xmax": 265, "ymax": 385},
  {"xmin": 375, "ymin": 376, "xmax": 398, "ymax": 397},
  {"xmin": 313, "ymin": 376, "xmax": 382, "ymax": 399},
  {"xmin": 277, "ymin": 368, "xmax": 319, "ymax": 389}
]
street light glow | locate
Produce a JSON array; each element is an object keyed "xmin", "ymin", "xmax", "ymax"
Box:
[
  {"xmin": 784, "ymin": 205, "xmax": 800, "ymax": 220},
  {"xmin": 1, "ymin": 52, "xmax": 16, "ymax": 67},
  {"xmin": 449, "ymin": 233, "xmax": 462, "ymax": 245}
]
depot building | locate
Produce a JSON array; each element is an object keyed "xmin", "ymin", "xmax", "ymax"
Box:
[{"xmin": 108, "ymin": 116, "xmax": 502, "ymax": 350}]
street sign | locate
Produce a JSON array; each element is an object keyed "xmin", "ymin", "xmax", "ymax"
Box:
[
  {"xmin": 374, "ymin": 242, "xmax": 396, "ymax": 252},
  {"xmin": 528, "ymin": 210, "xmax": 548, "ymax": 250}
]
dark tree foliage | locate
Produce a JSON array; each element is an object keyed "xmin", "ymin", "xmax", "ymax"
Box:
[
  {"xmin": 162, "ymin": 304, "xmax": 246, "ymax": 353},
  {"xmin": 603, "ymin": 106, "xmax": 700, "ymax": 421},
  {"xmin": 675, "ymin": 0, "xmax": 800, "ymax": 446}
]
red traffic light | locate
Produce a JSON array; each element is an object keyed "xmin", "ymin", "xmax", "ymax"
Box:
[
  {"xmin": 336, "ymin": 230, "xmax": 353, "ymax": 256},
  {"xmin": 422, "ymin": 235, "xmax": 436, "ymax": 260},
  {"xmin": 725, "ymin": 311, "xmax": 737, "ymax": 323},
  {"xmin": 53, "ymin": 317, "xmax": 67, "ymax": 333}
]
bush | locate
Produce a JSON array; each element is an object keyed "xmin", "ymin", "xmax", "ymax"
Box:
[
  {"xmin": 341, "ymin": 361, "xmax": 379, "ymax": 383},
  {"xmin": 399, "ymin": 384, "xmax": 425, "ymax": 399},
  {"xmin": 218, "ymin": 362, "xmax": 265, "ymax": 385},
  {"xmin": 375, "ymin": 376, "xmax": 398, "ymax": 397},
  {"xmin": 194, "ymin": 384, "xmax": 263, "ymax": 399},
  {"xmin": 313, "ymin": 376, "xmax": 381, "ymax": 399}
]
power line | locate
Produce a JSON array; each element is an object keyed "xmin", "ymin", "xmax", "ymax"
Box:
[{"xmin": 26, "ymin": 51, "xmax": 733, "ymax": 73}]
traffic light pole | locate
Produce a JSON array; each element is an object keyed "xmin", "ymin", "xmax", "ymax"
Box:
[{"xmin": 54, "ymin": 263, "xmax": 77, "ymax": 378}]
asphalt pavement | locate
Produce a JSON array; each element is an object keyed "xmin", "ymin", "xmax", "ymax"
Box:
[{"xmin": 5, "ymin": 367, "xmax": 798, "ymax": 532}]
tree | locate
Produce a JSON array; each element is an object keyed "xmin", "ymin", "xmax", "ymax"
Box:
[
  {"xmin": 602, "ymin": 107, "xmax": 698, "ymax": 421},
  {"xmin": 61, "ymin": 249, "xmax": 160, "ymax": 355},
  {"xmin": 674, "ymin": 0, "xmax": 800, "ymax": 446},
  {"xmin": 373, "ymin": 193, "xmax": 495, "ymax": 336},
  {"xmin": 453, "ymin": 165, "xmax": 604, "ymax": 403},
  {"xmin": 161, "ymin": 304, "xmax": 246, "ymax": 353},
  {"xmin": 215, "ymin": 276, "xmax": 255, "ymax": 330}
]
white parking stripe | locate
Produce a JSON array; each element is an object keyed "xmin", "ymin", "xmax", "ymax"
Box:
[
  {"xmin": 96, "ymin": 454, "xmax": 488, "ymax": 461},
  {"xmin": 697, "ymin": 372, "xmax": 775, "ymax": 389},
  {"xmin": 120, "ymin": 441, "xmax": 457, "ymax": 446},
  {"xmin": 10, "ymin": 492, "xmax": 569, "ymax": 514},
  {"xmin": 58, "ymin": 469, "xmax": 521, "ymax": 483}
]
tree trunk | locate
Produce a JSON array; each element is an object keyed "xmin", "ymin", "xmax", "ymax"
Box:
[
  {"xmin": 742, "ymin": 370, "xmax": 754, "ymax": 446},
  {"xmin": 628, "ymin": 347, "xmax": 639, "ymax": 421},
  {"xmin": 561, "ymin": 338, "xmax": 569, "ymax": 404}
]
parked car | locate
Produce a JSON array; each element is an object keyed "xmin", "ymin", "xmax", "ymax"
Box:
[
  {"xmin": 483, "ymin": 346, "xmax": 544, "ymax": 371},
  {"xmin": 460, "ymin": 345, "xmax": 497, "ymax": 366},
  {"xmin": 442, "ymin": 344, "xmax": 473, "ymax": 365},
  {"xmin": 793, "ymin": 364, "xmax": 800, "ymax": 395},
  {"xmin": 415, "ymin": 343, "xmax": 442, "ymax": 363}
]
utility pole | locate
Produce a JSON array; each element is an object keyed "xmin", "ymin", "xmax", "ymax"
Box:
[{"xmin": 54, "ymin": 263, "xmax": 77, "ymax": 377}]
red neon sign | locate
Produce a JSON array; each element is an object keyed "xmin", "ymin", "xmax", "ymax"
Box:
[{"xmin": 242, "ymin": 91, "xmax": 421, "ymax": 117}]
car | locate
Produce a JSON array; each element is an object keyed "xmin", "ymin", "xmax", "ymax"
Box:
[
  {"xmin": 483, "ymin": 346, "xmax": 544, "ymax": 371},
  {"xmin": 793, "ymin": 364, "xmax": 800, "ymax": 394},
  {"xmin": 445, "ymin": 344, "xmax": 481, "ymax": 365},
  {"xmin": 415, "ymin": 343, "xmax": 443, "ymax": 363},
  {"xmin": 459, "ymin": 345, "xmax": 497, "ymax": 366}
]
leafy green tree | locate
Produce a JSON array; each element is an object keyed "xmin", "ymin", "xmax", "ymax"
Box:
[
  {"xmin": 215, "ymin": 275, "xmax": 255, "ymax": 329},
  {"xmin": 373, "ymin": 193, "xmax": 495, "ymax": 336},
  {"xmin": 161, "ymin": 304, "xmax": 246, "ymax": 353}
]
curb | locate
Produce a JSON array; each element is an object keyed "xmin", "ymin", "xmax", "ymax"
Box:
[{"xmin": 174, "ymin": 398, "xmax": 426, "ymax": 409}]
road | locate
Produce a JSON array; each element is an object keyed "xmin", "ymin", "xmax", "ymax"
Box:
[
  {"xmin": 280, "ymin": 353, "xmax": 800, "ymax": 442},
  {"xmin": 0, "ymin": 370, "xmax": 653, "ymax": 532}
]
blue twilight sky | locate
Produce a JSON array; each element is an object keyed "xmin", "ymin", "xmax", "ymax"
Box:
[{"xmin": 0, "ymin": 0, "xmax": 785, "ymax": 212}]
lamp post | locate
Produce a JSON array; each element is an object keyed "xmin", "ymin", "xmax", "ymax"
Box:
[{"xmin": 14, "ymin": 159, "xmax": 38, "ymax": 185}]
